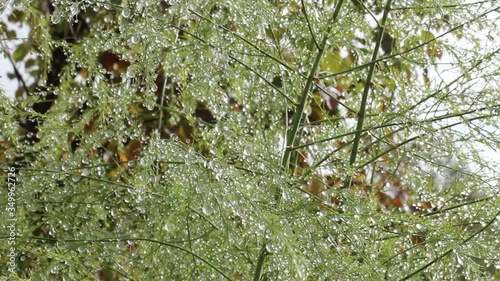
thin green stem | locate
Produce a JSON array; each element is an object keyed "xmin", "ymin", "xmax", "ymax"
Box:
[
  {"xmin": 357, "ymin": 113, "xmax": 495, "ymax": 169},
  {"xmin": 392, "ymin": 1, "xmax": 489, "ymax": 10},
  {"xmin": 169, "ymin": 24, "xmax": 295, "ymax": 104},
  {"xmin": 301, "ymin": 0, "xmax": 320, "ymax": 50},
  {"xmin": 1, "ymin": 38, "xmax": 30, "ymax": 94},
  {"xmin": 401, "ymin": 209, "xmax": 500, "ymax": 280},
  {"xmin": 188, "ymin": 9, "xmax": 303, "ymax": 78},
  {"xmin": 343, "ymin": 0, "xmax": 391, "ymax": 189},
  {"xmin": 292, "ymin": 106, "xmax": 498, "ymax": 180},
  {"xmin": 229, "ymin": 54, "xmax": 296, "ymax": 104},
  {"xmin": 314, "ymin": 79, "xmax": 357, "ymax": 113},
  {"xmin": 6, "ymin": 236, "xmax": 233, "ymax": 281},
  {"xmin": 320, "ymin": 5, "xmax": 500, "ymax": 79},
  {"xmin": 423, "ymin": 196, "xmax": 492, "ymax": 217},
  {"xmin": 252, "ymin": 242, "xmax": 270, "ymax": 281},
  {"xmin": 408, "ymin": 46, "xmax": 500, "ymax": 113},
  {"xmin": 20, "ymin": 168, "xmax": 132, "ymax": 189}
]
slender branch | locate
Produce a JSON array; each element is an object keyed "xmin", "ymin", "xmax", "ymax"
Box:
[
  {"xmin": 412, "ymin": 153, "xmax": 477, "ymax": 178},
  {"xmin": 19, "ymin": 167, "xmax": 132, "ymax": 189},
  {"xmin": 423, "ymin": 196, "xmax": 492, "ymax": 217},
  {"xmin": 229, "ymin": 54, "xmax": 296, "ymax": 104},
  {"xmin": 293, "ymin": 107, "xmax": 498, "ymax": 183},
  {"xmin": 188, "ymin": 9, "xmax": 303, "ymax": 78},
  {"xmin": 358, "ymin": 135, "xmax": 417, "ymax": 169},
  {"xmin": 392, "ymin": 1, "xmax": 489, "ymax": 10},
  {"xmin": 188, "ymin": 206, "xmax": 223, "ymax": 231},
  {"xmin": 320, "ymin": 5, "xmax": 500, "ymax": 79},
  {"xmin": 355, "ymin": 0, "xmax": 380, "ymax": 28},
  {"xmin": 252, "ymin": 242, "xmax": 270, "ymax": 281},
  {"xmin": 3, "ymin": 236, "xmax": 232, "ymax": 281},
  {"xmin": 292, "ymin": 104, "xmax": 499, "ymax": 151},
  {"xmin": 280, "ymin": 44, "xmax": 324, "ymax": 171},
  {"xmin": 314, "ymin": 79, "xmax": 357, "ymax": 113},
  {"xmin": 158, "ymin": 19, "xmax": 182, "ymax": 132},
  {"xmin": 168, "ymin": 24, "xmax": 295, "ymax": 104},
  {"xmin": 185, "ymin": 213, "xmax": 197, "ymax": 267},
  {"xmin": 158, "ymin": 71, "xmax": 168, "ymax": 131},
  {"xmin": 408, "ymin": 46, "xmax": 500, "ymax": 113},
  {"xmin": 343, "ymin": 0, "xmax": 392, "ymax": 189},
  {"xmin": 301, "ymin": 0, "xmax": 320, "ymax": 50}
]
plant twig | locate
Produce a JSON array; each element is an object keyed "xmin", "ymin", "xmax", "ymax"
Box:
[
  {"xmin": 301, "ymin": 0, "xmax": 320, "ymax": 50},
  {"xmin": 279, "ymin": 0, "xmax": 345, "ymax": 203},
  {"xmin": 281, "ymin": 0, "xmax": 345, "ymax": 171},
  {"xmin": 188, "ymin": 9, "xmax": 303, "ymax": 78},
  {"xmin": 168, "ymin": 24, "xmax": 296, "ymax": 104},
  {"xmin": 357, "ymin": 113, "xmax": 497, "ymax": 169},
  {"xmin": 423, "ymin": 196, "xmax": 492, "ymax": 217},
  {"xmin": 343, "ymin": 0, "xmax": 392, "ymax": 189},
  {"xmin": 253, "ymin": 242, "xmax": 270, "ymax": 281},
  {"xmin": 9, "ymin": 236, "xmax": 233, "ymax": 281}
]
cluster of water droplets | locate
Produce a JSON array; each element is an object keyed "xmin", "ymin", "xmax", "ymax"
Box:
[{"xmin": 4, "ymin": 0, "xmax": 500, "ymax": 279}]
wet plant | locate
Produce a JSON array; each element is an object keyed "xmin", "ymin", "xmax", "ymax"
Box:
[{"xmin": 1, "ymin": 0, "xmax": 499, "ymax": 280}]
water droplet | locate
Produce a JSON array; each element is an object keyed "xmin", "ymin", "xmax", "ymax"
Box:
[
  {"xmin": 131, "ymin": 35, "xmax": 140, "ymax": 44},
  {"xmin": 202, "ymin": 200, "xmax": 214, "ymax": 215},
  {"xmin": 70, "ymin": 4, "xmax": 79, "ymax": 17},
  {"xmin": 150, "ymin": 83, "xmax": 158, "ymax": 92},
  {"xmin": 51, "ymin": 10, "xmax": 62, "ymax": 24},
  {"xmin": 71, "ymin": 174, "xmax": 81, "ymax": 182},
  {"xmin": 122, "ymin": 8, "xmax": 131, "ymax": 18}
]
